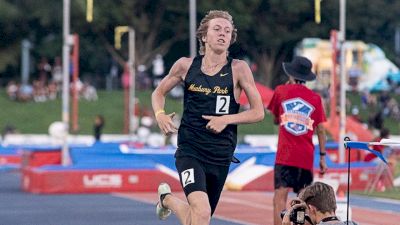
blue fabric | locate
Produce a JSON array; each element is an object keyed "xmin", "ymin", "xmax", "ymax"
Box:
[
  {"xmin": 0, "ymin": 164, "xmax": 19, "ymax": 172},
  {"xmin": 0, "ymin": 146, "xmax": 19, "ymax": 155},
  {"xmin": 9, "ymin": 142, "xmax": 380, "ymax": 172},
  {"xmin": 345, "ymin": 141, "xmax": 388, "ymax": 164}
]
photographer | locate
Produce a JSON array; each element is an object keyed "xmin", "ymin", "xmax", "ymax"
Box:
[{"xmin": 282, "ymin": 182, "xmax": 358, "ymax": 225}]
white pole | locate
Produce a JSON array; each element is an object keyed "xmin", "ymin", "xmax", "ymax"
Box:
[
  {"xmin": 338, "ymin": 0, "xmax": 347, "ymax": 163},
  {"xmin": 62, "ymin": 0, "xmax": 71, "ymax": 166},
  {"xmin": 189, "ymin": 0, "xmax": 196, "ymax": 58},
  {"xmin": 128, "ymin": 28, "xmax": 136, "ymax": 135},
  {"xmin": 21, "ymin": 39, "xmax": 31, "ymax": 86}
]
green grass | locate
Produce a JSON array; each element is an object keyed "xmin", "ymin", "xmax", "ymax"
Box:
[
  {"xmin": 0, "ymin": 89, "xmax": 276, "ymax": 136},
  {"xmin": 1, "ymin": 89, "xmax": 399, "ymax": 136},
  {"xmin": 0, "ymin": 89, "xmax": 127, "ymax": 134},
  {"xmin": 352, "ymin": 189, "xmax": 400, "ymax": 200}
]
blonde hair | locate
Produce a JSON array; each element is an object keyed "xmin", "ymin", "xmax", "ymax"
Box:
[{"xmin": 196, "ymin": 10, "xmax": 237, "ymax": 55}]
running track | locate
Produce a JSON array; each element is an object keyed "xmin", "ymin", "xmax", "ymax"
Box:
[
  {"xmin": 117, "ymin": 191, "xmax": 400, "ymax": 225},
  {"xmin": 1, "ymin": 171, "xmax": 399, "ymax": 225}
]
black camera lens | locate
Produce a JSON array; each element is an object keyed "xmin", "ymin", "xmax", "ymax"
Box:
[
  {"xmin": 291, "ymin": 207, "xmax": 305, "ymax": 224},
  {"xmin": 280, "ymin": 208, "xmax": 306, "ymax": 224}
]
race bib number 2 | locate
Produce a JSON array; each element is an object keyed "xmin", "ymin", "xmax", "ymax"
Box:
[
  {"xmin": 181, "ymin": 168, "xmax": 195, "ymax": 188},
  {"xmin": 216, "ymin": 95, "xmax": 230, "ymax": 114}
]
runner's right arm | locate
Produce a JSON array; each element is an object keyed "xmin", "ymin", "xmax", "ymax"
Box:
[{"xmin": 151, "ymin": 57, "xmax": 191, "ymax": 135}]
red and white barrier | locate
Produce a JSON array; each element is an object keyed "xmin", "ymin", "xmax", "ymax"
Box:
[{"xmin": 22, "ymin": 167, "xmax": 181, "ymax": 194}]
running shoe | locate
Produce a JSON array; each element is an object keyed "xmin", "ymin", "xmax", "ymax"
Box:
[{"xmin": 156, "ymin": 183, "xmax": 172, "ymax": 220}]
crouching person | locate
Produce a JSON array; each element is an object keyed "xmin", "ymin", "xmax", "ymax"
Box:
[{"xmin": 282, "ymin": 182, "xmax": 358, "ymax": 225}]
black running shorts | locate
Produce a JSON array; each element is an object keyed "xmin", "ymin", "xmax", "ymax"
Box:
[
  {"xmin": 274, "ymin": 164, "xmax": 313, "ymax": 193},
  {"xmin": 175, "ymin": 156, "xmax": 229, "ymax": 215}
]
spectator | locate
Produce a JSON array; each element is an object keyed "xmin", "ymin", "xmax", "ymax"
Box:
[
  {"xmin": 137, "ymin": 64, "xmax": 151, "ymax": 90},
  {"xmin": 378, "ymin": 91, "xmax": 390, "ymax": 116},
  {"xmin": 17, "ymin": 83, "xmax": 33, "ymax": 102},
  {"xmin": 32, "ymin": 80, "xmax": 48, "ymax": 102},
  {"xmin": 38, "ymin": 57, "xmax": 52, "ymax": 84},
  {"xmin": 1, "ymin": 124, "xmax": 17, "ymax": 140},
  {"xmin": 82, "ymin": 82, "xmax": 98, "ymax": 101},
  {"xmin": 152, "ymin": 54, "xmax": 165, "ymax": 88},
  {"xmin": 70, "ymin": 79, "xmax": 83, "ymax": 96},
  {"xmin": 47, "ymin": 81, "xmax": 58, "ymax": 100},
  {"xmin": 348, "ymin": 65, "xmax": 362, "ymax": 92},
  {"xmin": 6, "ymin": 80, "xmax": 19, "ymax": 101},
  {"xmin": 387, "ymin": 98, "xmax": 400, "ymax": 120},
  {"xmin": 349, "ymin": 106, "xmax": 362, "ymax": 123},
  {"xmin": 368, "ymin": 110, "xmax": 384, "ymax": 130},
  {"xmin": 52, "ymin": 56, "xmax": 63, "ymax": 86},
  {"xmin": 93, "ymin": 115, "xmax": 105, "ymax": 141},
  {"xmin": 267, "ymin": 56, "xmax": 327, "ymax": 225},
  {"xmin": 365, "ymin": 128, "xmax": 399, "ymax": 189}
]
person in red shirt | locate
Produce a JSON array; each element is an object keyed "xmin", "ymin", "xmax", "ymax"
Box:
[{"xmin": 267, "ymin": 56, "xmax": 328, "ymax": 225}]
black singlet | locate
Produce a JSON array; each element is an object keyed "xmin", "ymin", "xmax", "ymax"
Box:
[{"xmin": 175, "ymin": 55, "xmax": 240, "ymax": 166}]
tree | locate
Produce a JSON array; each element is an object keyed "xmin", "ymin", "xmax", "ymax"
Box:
[
  {"xmin": 0, "ymin": 0, "xmax": 63, "ymax": 83},
  {"xmin": 237, "ymin": 0, "xmax": 400, "ymax": 87},
  {"xmin": 73, "ymin": 0, "xmax": 190, "ymax": 69},
  {"xmin": 237, "ymin": 0, "xmax": 336, "ymax": 87},
  {"xmin": 1, "ymin": 0, "xmax": 400, "ymax": 89}
]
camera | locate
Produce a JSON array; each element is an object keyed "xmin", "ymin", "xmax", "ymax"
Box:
[{"xmin": 280, "ymin": 207, "xmax": 306, "ymax": 224}]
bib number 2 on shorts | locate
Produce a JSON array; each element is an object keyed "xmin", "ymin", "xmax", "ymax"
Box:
[{"xmin": 181, "ymin": 168, "xmax": 195, "ymax": 188}]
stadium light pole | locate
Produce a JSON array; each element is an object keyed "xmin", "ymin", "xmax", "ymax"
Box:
[
  {"xmin": 338, "ymin": 0, "xmax": 347, "ymax": 163},
  {"xmin": 115, "ymin": 26, "xmax": 136, "ymax": 135},
  {"xmin": 189, "ymin": 0, "xmax": 196, "ymax": 58},
  {"xmin": 128, "ymin": 28, "xmax": 136, "ymax": 135},
  {"xmin": 62, "ymin": 0, "xmax": 73, "ymax": 166}
]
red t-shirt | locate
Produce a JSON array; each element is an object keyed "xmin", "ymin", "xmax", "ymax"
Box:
[{"xmin": 268, "ymin": 84, "xmax": 326, "ymax": 171}]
